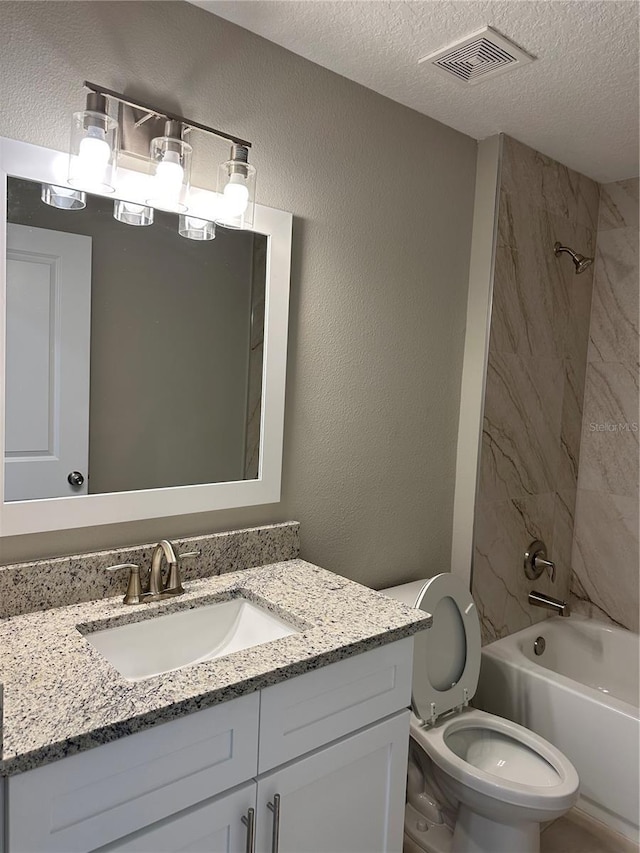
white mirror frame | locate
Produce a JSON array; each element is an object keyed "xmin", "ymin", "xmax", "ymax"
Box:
[{"xmin": 0, "ymin": 137, "xmax": 292, "ymax": 536}]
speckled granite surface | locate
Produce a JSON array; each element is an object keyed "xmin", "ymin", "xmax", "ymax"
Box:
[
  {"xmin": 0, "ymin": 559, "xmax": 430, "ymax": 776},
  {"xmin": 0, "ymin": 522, "xmax": 299, "ymax": 618}
]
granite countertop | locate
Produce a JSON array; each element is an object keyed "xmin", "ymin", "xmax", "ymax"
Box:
[{"xmin": 0, "ymin": 559, "xmax": 430, "ymax": 776}]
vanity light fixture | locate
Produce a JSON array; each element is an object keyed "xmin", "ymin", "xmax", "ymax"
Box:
[
  {"xmin": 113, "ymin": 200, "xmax": 154, "ymax": 227},
  {"xmin": 178, "ymin": 215, "xmax": 216, "ymax": 241},
  {"xmin": 67, "ymin": 92, "xmax": 118, "ymax": 193},
  {"xmin": 51, "ymin": 82, "xmax": 258, "ymax": 237},
  {"xmin": 41, "ymin": 184, "xmax": 86, "ymax": 210}
]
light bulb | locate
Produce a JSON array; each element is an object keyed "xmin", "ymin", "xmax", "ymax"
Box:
[
  {"xmin": 114, "ymin": 200, "xmax": 154, "ymax": 227},
  {"xmin": 68, "ymin": 100, "xmax": 117, "ymax": 192},
  {"xmin": 78, "ymin": 126, "xmax": 111, "ymax": 169},
  {"xmin": 179, "ymin": 215, "xmax": 215, "ymax": 240},
  {"xmin": 73, "ymin": 126, "xmax": 111, "ymax": 190},
  {"xmin": 154, "ymin": 150, "xmax": 184, "ymax": 200},
  {"xmin": 223, "ymin": 173, "xmax": 250, "ymax": 217},
  {"xmin": 41, "ymin": 184, "xmax": 86, "ymax": 210},
  {"xmin": 52, "ymin": 187, "xmax": 80, "ymax": 208},
  {"xmin": 53, "ymin": 187, "xmax": 77, "ymax": 203},
  {"xmin": 57, "ymin": 187, "xmax": 77, "ymax": 202},
  {"xmin": 216, "ymin": 145, "xmax": 256, "ymax": 228}
]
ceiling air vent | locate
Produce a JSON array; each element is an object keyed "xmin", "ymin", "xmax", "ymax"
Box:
[{"xmin": 419, "ymin": 26, "xmax": 535, "ymax": 85}]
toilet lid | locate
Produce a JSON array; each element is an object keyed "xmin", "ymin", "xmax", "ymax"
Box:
[{"xmin": 411, "ymin": 573, "xmax": 481, "ymax": 724}]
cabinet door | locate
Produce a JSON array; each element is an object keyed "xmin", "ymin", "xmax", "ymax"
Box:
[
  {"xmin": 98, "ymin": 782, "xmax": 256, "ymax": 853},
  {"xmin": 8, "ymin": 693, "xmax": 259, "ymax": 853},
  {"xmin": 256, "ymin": 711, "xmax": 410, "ymax": 853}
]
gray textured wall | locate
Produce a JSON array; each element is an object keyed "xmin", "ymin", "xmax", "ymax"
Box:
[{"xmin": 0, "ymin": 1, "xmax": 477, "ymax": 588}]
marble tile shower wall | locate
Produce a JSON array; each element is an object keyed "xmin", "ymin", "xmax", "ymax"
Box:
[
  {"xmin": 571, "ymin": 179, "xmax": 639, "ymax": 631},
  {"xmin": 473, "ymin": 135, "xmax": 600, "ymax": 644}
]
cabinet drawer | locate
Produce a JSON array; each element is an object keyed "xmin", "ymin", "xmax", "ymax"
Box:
[
  {"xmin": 8, "ymin": 692, "xmax": 259, "ymax": 853},
  {"xmin": 258, "ymin": 638, "xmax": 413, "ymax": 772}
]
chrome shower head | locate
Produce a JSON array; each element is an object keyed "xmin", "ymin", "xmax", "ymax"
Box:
[{"xmin": 554, "ymin": 242, "xmax": 594, "ymax": 275}]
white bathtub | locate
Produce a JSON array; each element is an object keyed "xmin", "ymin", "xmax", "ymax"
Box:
[{"xmin": 474, "ymin": 615, "xmax": 640, "ymax": 842}]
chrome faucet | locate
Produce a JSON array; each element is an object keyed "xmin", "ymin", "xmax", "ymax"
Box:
[
  {"xmin": 150, "ymin": 539, "xmax": 181, "ymax": 596},
  {"xmin": 529, "ymin": 590, "xmax": 570, "ymax": 617},
  {"xmin": 108, "ymin": 540, "xmax": 200, "ymax": 605},
  {"xmin": 524, "ymin": 539, "xmax": 569, "ymax": 616}
]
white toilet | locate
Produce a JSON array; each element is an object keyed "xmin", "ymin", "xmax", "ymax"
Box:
[{"xmin": 382, "ymin": 574, "xmax": 579, "ymax": 853}]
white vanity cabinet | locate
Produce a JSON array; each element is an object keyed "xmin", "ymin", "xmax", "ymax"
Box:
[
  {"xmin": 5, "ymin": 638, "xmax": 413, "ymax": 853},
  {"xmin": 104, "ymin": 714, "xmax": 408, "ymax": 853}
]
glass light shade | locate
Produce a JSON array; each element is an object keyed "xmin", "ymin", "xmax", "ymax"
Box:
[
  {"xmin": 41, "ymin": 184, "xmax": 86, "ymax": 210},
  {"xmin": 178, "ymin": 215, "xmax": 215, "ymax": 241},
  {"xmin": 216, "ymin": 147, "xmax": 256, "ymax": 229},
  {"xmin": 114, "ymin": 200, "xmax": 154, "ymax": 227},
  {"xmin": 147, "ymin": 134, "xmax": 192, "ymax": 213},
  {"xmin": 67, "ymin": 110, "xmax": 118, "ymax": 193}
]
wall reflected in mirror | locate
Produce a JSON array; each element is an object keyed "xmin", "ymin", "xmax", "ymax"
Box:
[{"xmin": 5, "ymin": 177, "xmax": 266, "ymax": 502}]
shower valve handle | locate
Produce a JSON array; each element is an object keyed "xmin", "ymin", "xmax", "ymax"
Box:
[
  {"xmin": 534, "ymin": 555, "xmax": 556, "ymax": 583},
  {"xmin": 524, "ymin": 540, "xmax": 556, "ymax": 583}
]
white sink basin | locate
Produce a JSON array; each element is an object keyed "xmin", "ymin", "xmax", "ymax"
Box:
[{"xmin": 83, "ymin": 598, "xmax": 299, "ymax": 681}]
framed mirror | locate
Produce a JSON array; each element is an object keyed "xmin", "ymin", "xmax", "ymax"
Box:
[{"xmin": 0, "ymin": 137, "xmax": 292, "ymax": 536}]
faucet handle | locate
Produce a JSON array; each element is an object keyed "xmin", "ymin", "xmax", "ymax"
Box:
[
  {"xmin": 534, "ymin": 554, "xmax": 556, "ymax": 583},
  {"xmin": 177, "ymin": 549, "xmax": 201, "ymax": 561},
  {"xmin": 107, "ymin": 563, "xmax": 145, "ymax": 605},
  {"xmin": 166, "ymin": 548, "xmax": 201, "ymax": 593},
  {"xmin": 524, "ymin": 540, "xmax": 556, "ymax": 583}
]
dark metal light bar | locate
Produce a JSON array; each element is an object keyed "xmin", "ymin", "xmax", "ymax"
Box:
[{"xmin": 83, "ymin": 81, "xmax": 252, "ymax": 149}]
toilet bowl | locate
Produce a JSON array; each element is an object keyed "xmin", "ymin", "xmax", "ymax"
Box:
[{"xmin": 381, "ymin": 574, "xmax": 579, "ymax": 853}]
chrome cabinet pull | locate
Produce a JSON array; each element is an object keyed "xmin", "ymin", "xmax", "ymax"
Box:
[
  {"xmin": 266, "ymin": 794, "xmax": 281, "ymax": 853},
  {"xmin": 241, "ymin": 807, "xmax": 256, "ymax": 853}
]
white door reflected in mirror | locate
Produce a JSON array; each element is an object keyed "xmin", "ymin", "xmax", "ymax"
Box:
[{"xmin": 5, "ymin": 223, "xmax": 91, "ymax": 500}]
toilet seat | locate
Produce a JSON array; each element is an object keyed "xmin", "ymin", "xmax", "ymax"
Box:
[
  {"xmin": 410, "ymin": 708, "xmax": 579, "ymax": 814},
  {"xmin": 411, "ymin": 573, "xmax": 481, "ymax": 724}
]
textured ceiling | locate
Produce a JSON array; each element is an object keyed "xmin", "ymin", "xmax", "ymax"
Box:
[{"xmin": 192, "ymin": 0, "xmax": 639, "ymax": 183}]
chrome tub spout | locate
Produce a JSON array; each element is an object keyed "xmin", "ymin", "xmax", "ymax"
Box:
[{"xmin": 529, "ymin": 590, "xmax": 570, "ymax": 617}]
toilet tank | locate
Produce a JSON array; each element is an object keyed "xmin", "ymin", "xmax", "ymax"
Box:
[{"xmin": 380, "ymin": 580, "xmax": 427, "ymax": 607}]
